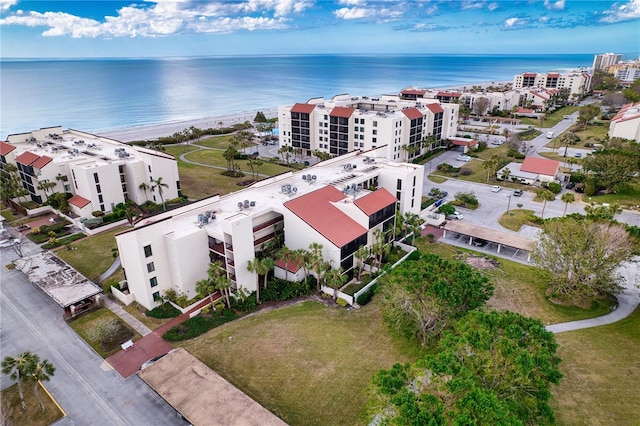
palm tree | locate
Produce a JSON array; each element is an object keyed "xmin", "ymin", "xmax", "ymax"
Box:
[
  {"xmin": 323, "ymin": 268, "xmax": 346, "ymax": 299},
  {"xmin": 354, "ymin": 245, "xmax": 371, "ymax": 283},
  {"xmin": 277, "ymin": 246, "xmax": 295, "ymax": 282},
  {"xmin": 138, "ymin": 182, "xmax": 150, "ymax": 202},
  {"xmin": 36, "ymin": 179, "xmax": 56, "ymax": 201},
  {"xmin": 196, "ymin": 277, "xmax": 217, "ymax": 307},
  {"xmin": 538, "ymin": 189, "xmax": 556, "ymax": 219},
  {"xmin": 247, "ymin": 257, "xmax": 273, "ymax": 303},
  {"xmin": 29, "ymin": 356, "xmax": 55, "ymax": 412},
  {"xmin": 2, "ymin": 351, "xmax": 36, "ymax": 410},
  {"xmin": 308, "ymin": 242, "xmax": 325, "ymax": 291},
  {"xmin": 561, "ymin": 192, "xmax": 576, "ymax": 216},
  {"xmin": 150, "ymin": 177, "xmax": 169, "ymax": 210},
  {"xmin": 213, "ymin": 274, "xmax": 233, "ymax": 309}
]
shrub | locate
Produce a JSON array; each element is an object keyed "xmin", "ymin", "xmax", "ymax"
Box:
[
  {"xmin": 336, "ymin": 297, "xmax": 348, "ymax": 307},
  {"xmin": 547, "ymin": 182, "xmax": 562, "ymax": 194},
  {"xmin": 459, "ymin": 168, "xmax": 472, "ymax": 176},
  {"xmin": 356, "ymin": 283, "xmax": 378, "ymax": 306},
  {"xmin": 146, "ymin": 302, "xmax": 181, "ymax": 319},
  {"xmin": 232, "ymin": 291, "xmax": 258, "ymax": 312},
  {"xmin": 92, "ymin": 210, "xmax": 105, "ymax": 217},
  {"xmin": 163, "ymin": 309, "xmax": 237, "ymax": 341},
  {"xmin": 213, "ymin": 302, "xmax": 225, "ymax": 312}
]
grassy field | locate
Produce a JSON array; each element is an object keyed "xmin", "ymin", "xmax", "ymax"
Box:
[
  {"xmin": 123, "ymin": 303, "xmax": 175, "ymax": 330},
  {"xmin": 551, "ymin": 308, "xmax": 640, "ymax": 426},
  {"xmin": 178, "ymin": 300, "xmax": 423, "ymax": 426},
  {"xmin": 497, "ymin": 208, "xmax": 537, "ymax": 231},
  {"xmin": 1, "ymin": 382, "xmax": 64, "ymax": 426},
  {"xmin": 55, "ymin": 225, "xmax": 128, "ymax": 282},
  {"xmin": 415, "ymin": 239, "xmax": 611, "ymax": 324}
]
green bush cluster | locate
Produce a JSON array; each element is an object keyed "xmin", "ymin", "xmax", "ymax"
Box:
[
  {"xmin": 146, "ymin": 302, "xmax": 181, "ymax": 319},
  {"xmin": 437, "ymin": 163, "xmax": 461, "ymax": 174},
  {"xmin": 356, "ymin": 283, "xmax": 378, "ymax": 306},
  {"xmin": 507, "ymin": 149, "xmax": 526, "ymax": 159},
  {"xmin": 42, "ymin": 233, "xmax": 85, "ymax": 249},
  {"xmin": 336, "ymin": 298, "xmax": 348, "ymax": 307},
  {"xmin": 547, "ymin": 182, "xmax": 562, "ymax": 194},
  {"xmin": 163, "ymin": 309, "xmax": 237, "ymax": 341},
  {"xmin": 261, "ymin": 278, "xmax": 314, "ymax": 302},
  {"xmin": 232, "ymin": 292, "xmax": 258, "ymax": 312}
]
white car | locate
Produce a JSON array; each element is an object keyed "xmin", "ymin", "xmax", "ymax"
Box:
[
  {"xmin": 456, "ymin": 154, "xmax": 471, "ymax": 162},
  {"xmin": 0, "ymin": 238, "xmax": 20, "ymax": 248},
  {"xmin": 491, "ymin": 185, "xmax": 502, "ymax": 193},
  {"xmin": 446, "ymin": 211, "xmax": 464, "ymax": 220}
]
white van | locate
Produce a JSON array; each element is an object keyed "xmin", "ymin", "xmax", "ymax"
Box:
[{"xmin": 546, "ymin": 131, "xmax": 555, "ymax": 139}]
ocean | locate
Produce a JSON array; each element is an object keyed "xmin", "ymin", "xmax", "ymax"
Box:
[{"xmin": 0, "ymin": 54, "xmax": 594, "ymax": 139}]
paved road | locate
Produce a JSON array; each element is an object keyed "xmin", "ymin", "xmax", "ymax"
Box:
[{"xmin": 0, "ymin": 241, "xmax": 182, "ymax": 426}]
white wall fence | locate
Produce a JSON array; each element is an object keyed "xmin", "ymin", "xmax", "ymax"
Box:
[{"xmin": 111, "ymin": 281, "xmax": 135, "ymax": 305}]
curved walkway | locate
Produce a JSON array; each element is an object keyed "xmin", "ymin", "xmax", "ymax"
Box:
[{"xmin": 546, "ymin": 259, "xmax": 640, "ymax": 333}]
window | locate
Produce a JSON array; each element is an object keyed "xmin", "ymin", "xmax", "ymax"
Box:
[
  {"xmin": 93, "ymin": 172, "xmax": 99, "ymax": 183},
  {"xmin": 373, "ymin": 121, "xmax": 378, "ymax": 127},
  {"xmin": 152, "ymin": 291, "xmax": 161, "ymax": 301},
  {"xmin": 373, "ymin": 130, "xmax": 377, "ymax": 135},
  {"xmin": 148, "ymin": 165, "xmax": 152, "ymax": 173},
  {"xmin": 150, "ymin": 277, "xmax": 158, "ymax": 287},
  {"xmin": 144, "ymin": 245, "xmax": 152, "ymax": 257},
  {"xmin": 98, "ymin": 194, "xmax": 103, "ymax": 203},
  {"xmin": 147, "ymin": 262, "xmax": 155, "ymax": 273}
]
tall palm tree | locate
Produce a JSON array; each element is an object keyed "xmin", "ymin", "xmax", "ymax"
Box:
[
  {"xmin": 36, "ymin": 179, "xmax": 56, "ymax": 201},
  {"xmin": 196, "ymin": 277, "xmax": 217, "ymax": 307},
  {"xmin": 150, "ymin": 177, "xmax": 169, "ymax": 210},
  {"xmin": 354, "ymin": 245, "xmax": 371, "ymax": 283},
  {"xmin": 277, "ymin": 246, "xmax": 294, "ymax": 282},
  {"xmin": 323, "ymin": 268, "xmax": 346, "ymax": 299},
  {"xmin": 29, "ymin": 356, "xmax": 55, "ymax": 412},
  {"xmin": 538, "ymin": 189, "xmax": 556, "ymax": 219},
  {"xmin": 213, "ymin": 274, "xmax": 233, "ymax": 309},
  {"xmin": 246, "ymin": 258, "xmax": 264, "ymax": 303},
  {"xmin": 561, "ymin": 192, "xmax": 576, "ymax": 217},
  {"xmin": 308, "ymin": 242, "xmax": 325, "ymax": 291},
  {"xmin": 2, "ymin": 351, "xmax": 36, "ymax": 410}
]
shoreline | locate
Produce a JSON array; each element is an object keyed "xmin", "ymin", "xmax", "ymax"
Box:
[{"xmin": 97, "ymin": 80, "xmax": 511, "ymax": 143}]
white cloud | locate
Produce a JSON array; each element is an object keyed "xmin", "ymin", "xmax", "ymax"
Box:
[
  {"xmin": 600, "ymin": 0, "xmax": 640, "ymax": 23},
  {"xmin": 338, "ymin": 0, "xmax": 366, "ymax": 5},
  {"xmin": 334, "ymin": 7, "xmax": 371, "ymax": 19},
  {"xmin": 544, "ymin": 0, "xmax": 565, "ymax": 11},
  {"xmin": 0, "ymin": 0, "xmax": 304, "ymax": 37},
  {"xmin": 504, "ymin": 17, "xmax": 524, "ymax": 27},
  {"xmin": 488, "ymin": 2, "xmax": 499, "ymax": 11},
  {"xmin": 462, "ymin": 1, "xmax": 484, "ymax": 9},
  {"xmin": 0, "ymin": 0, "xmax": 17, "ymax": 12}
]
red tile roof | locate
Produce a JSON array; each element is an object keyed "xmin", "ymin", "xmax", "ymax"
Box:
[
  {"xmin": 0, "ymin": 141, "xmax": 16, "ymax": 156},
  {"xmin": 520, "ymin": 157, "xmax": 559, "ymax": 176},
  {"xmin": 426, "ymin": 104, "xmax": 444, "ymax": 114},
  {"xmin": 290, "ymin": 103, "xmax": 316, "ymax": 114},
  {"xmin": 32, "ymin": 155, "xmax": 53, "ymax": 169},
  {"xmin": 401, "ymin": 89, "xmax": 426, "ymax": 96},
  {"xmin": 284, "ymin": 186, "xmax": 367, "ymax": 248},
  {"xmin": 274, "ymin": 257, "xmax": 303, "ymax": 273},
  {"xmin": 330, "ymin": 107, "xmax": 355, "ymax": 119},
  {"xmin": 449, "ymin": 137, "xmax": 477, "ymax": 147},
  {"xmin": 402, "ymin": 108, "xmax": 424, "ymax": 120},
  {"xmin": 517, "ymin": 107, "xmax": 535, "ymax": 114},
  {"xmin": 68, "ymin": 194, "xmax": 91, "ymax": 208},
  {"xmin": 523, "ymin": 73, "xmax": 537, "ymax": 77},
  {"xmin": 354, "ymin": 188, "xmax": 397, "ymax": 216},
  {"xmin": 436, "ymin": 92, "xmax": 461, "ymax": 97},
  {"xmin": 547, "ymin": 73, "xmax": 560, "ymax": 78},
  {"xmin": 15, "ymin": 151, "xmax": 40, "ymax": 166}
]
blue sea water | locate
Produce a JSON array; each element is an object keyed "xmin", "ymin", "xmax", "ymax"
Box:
[{"xmin": 0, "ymin": 54, "xmax": 593, "ymax": 139}]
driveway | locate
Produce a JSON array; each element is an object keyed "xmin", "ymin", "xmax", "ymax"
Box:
[{"xmin": 0, "ymin": 240, "xmax": 181, "ymax": 426}]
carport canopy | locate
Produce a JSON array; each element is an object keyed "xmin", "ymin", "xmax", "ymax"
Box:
[
  {"xmin": 442, "ymin": 221, "xmax": 536, "ymax": 252},
  {"xmin": 139, "ymin": 348, "xmax": 287, "ymax": 426}
]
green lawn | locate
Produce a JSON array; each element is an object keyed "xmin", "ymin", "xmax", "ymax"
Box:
[
  {"xmin": 68, "ymin": 308, "xmax": 141, "ymax": 358},
  {"xmin": 497, "ymin": 208, "xmax": 537, "ymax": 231},
  {"xmin": 1, "ymin": 382, "xmax": 64, "ymax": 426},
  {"xmin": 178, "ymin": 300, "xmax": 423, "ymax": 426},
  {"xmin": 552, "ymin": 308, "xmax": 640, "ymax": 426},
  {"xmin": 55, "ymin": 226, "xmax": 128, "ymax": 282},
  {"xmin": 590, "ymin": 183, "xmax": 640, "ymax": 209}
]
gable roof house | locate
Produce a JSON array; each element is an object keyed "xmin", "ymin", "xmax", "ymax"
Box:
[
  {"xmin": 497, "ymin": 156, "xmax": 560, "ymax": 185},
  {"xmin": 609, "ymin": 102, "xmax": 640, "ymax": 142}
]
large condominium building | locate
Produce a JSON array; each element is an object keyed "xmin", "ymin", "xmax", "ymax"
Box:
[
  {"xmin": 1, "ymin": 126, "xmax": 180, "ymax": 217},
  {"xmin": 115, "ymin": 148, "xmax": 424, "ymax": 310},
  {"xmin": 593, "ymin": 53, "xmax": 622, "ymax": 71},
  {"xmin": 278, "ymin": 94, "xmax": 459, "ymax": 162},
  {"xmin": 512, "ymin": 71, "xmax": 591, "ymax": 97}
]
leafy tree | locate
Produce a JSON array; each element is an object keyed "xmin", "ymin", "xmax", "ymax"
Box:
[
  {"xmin": 621, "ymin": 78, "xmax": 640, "ymax": 103},
  {"xmin": 482, "ymin": 154, "xmax": 502, "ymax": 182},
  {"xmin": 600, "ymin": 93, "xmax": 627, "ymax": 111},
  {"xmin": 276, "ymin": 246, "xmax": 295, "ymax": 281},
  {"xmin": 28, "ymin": 355, "xmax": 55, "ymax": 412},
  {"xmin": 582, "ymin": 149, "xmax": 639, "ymax": 193},
  {"xmin": 472, "ymin": 96, "xmax": 490, "ymax": 116},
  {"xmin": 371, "ymin": 228, "xmax": 391, "ymax": 270},
  {"xmin": 2, "ymin": 351, "xmax": 36, "ymax": 410},
  {"xmin": 150, "ymin": 177, "xmax": 169, "ymax": 210},
  {"xmin": 368, "ymin": 310, "xmax": 562, "ymax": 425},
  {"xmin": 531, "ymin": 217, "xmax": 633, "ymax": 306},
  {"xmin": 378, "ymin": 252, "xmax": 493, "ymax": 343},
  {"xmin": 437, "ymin": 203, "xmax": 456, "ymax": 216},
  {"xmin": 577, "ymin": 103, "xmax": 601, "ymax": 127},
  {"xmin": 584, "ymin": 202, "xmax": 622, "ymax": 221},
  {"xmin": 560, "ymin": 192, "xmax": 575, "ymax": 216}
]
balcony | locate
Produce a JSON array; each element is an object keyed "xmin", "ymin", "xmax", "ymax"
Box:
[{"xmin": 252, "ymin": 217, "xmax": 282, "ymax": 233}]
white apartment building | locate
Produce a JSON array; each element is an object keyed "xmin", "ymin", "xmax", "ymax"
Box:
[
  {"xmin": 593, "ymin": 53, "xmax": 622, "ymax": 71},
  {"xmin": 278, "ymin": 94, "xmax": 459, "ymax": 162},
  {"xmin": 1, "ymin": 126, "xmax": 180, "ymax": 216},
  {"xmin": 512, "ymin": 71, "xmax": 591, "ymax": 97},
  {"xmin": 115, "ymin": 148, "xmax": 424, "ymax": 310},
  {"xmin": 609, "ymin": 102, "xmax": 640, "ymax": 142},
  {"xmin": 613, "ymin": 67, "xmax": 640, "ymax": 86}
]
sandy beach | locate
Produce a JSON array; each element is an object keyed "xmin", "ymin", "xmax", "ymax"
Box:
[{"xmin": 98, "ymin": 80, "xmax": 510, "ymax": 143}]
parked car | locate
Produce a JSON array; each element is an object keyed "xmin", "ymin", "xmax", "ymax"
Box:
[
  {"xmin": 472, "ymin": 238, "xmax": 488, "ymax": 247},
  {"xmin": 428, "ymin": 188, "xmax": 448, "ymax": 198},
  {"xmin": 140, "ymin": 353, "xmax": 167, "ymax": 370},
  {"xmin": 546, "ymin": 131, "xmax": 555, "ymax": 139},
  {"xmin": 0, "ymin": 239, "xmax": 20, "ymax": 248},
  {"xmin": 491, "ymin": 185, "xmax": 502, "ymax": 193},
  {"xmin": 446, "ymin": 211, "xmax": 464, "ymax": 220},
  {"xmin": 456, "ymin": 154, "xmax": 472, "ymax": 162},
  {"xmin": 575, "ymin": 153, "xmax": 582, "ymax": 158},
  {"xmin": 491, "ymin": 140, "xmax": 504, "ymax": 145},
  {"xmin": 566, "ymin": 182, "xmax": 576, "ymax": 190},
  {"xmin": 513, "ymin": 189, "xmax": 523, "ymax": 197}
]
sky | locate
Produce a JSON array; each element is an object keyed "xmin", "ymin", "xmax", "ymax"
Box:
[{"xmin": 0, "ymin": 0, "xmax": 638, "ymax": 58}]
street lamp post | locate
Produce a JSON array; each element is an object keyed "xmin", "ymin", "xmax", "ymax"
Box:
[{"xmin": 506, "ymin": 194, "xmax": 512, "ymax": 215}]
